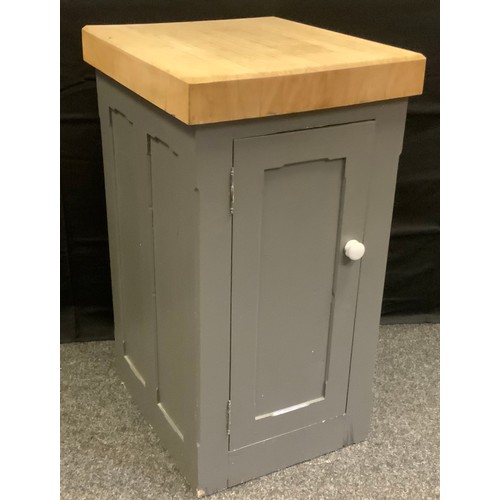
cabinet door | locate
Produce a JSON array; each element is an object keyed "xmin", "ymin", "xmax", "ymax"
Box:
[{"xmin": 230, "ymin": 121, "xmax": 375, "ymax": 451}]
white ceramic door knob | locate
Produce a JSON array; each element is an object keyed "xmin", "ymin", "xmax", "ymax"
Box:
[{"xmin": 344, "ymin": 240, "xmax": 365, "ymax": 261}]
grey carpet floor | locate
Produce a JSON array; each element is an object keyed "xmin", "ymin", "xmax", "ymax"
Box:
[{"xmin": 60, "ymin": 324, "xmax": 439, "ymax": 499}]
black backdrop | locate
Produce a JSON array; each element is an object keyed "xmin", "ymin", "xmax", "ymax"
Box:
[{"xmin": 61, "ymin": 0, "xmax": 439, "ymax": 342}]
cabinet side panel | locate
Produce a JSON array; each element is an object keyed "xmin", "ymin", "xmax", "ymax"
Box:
[
  {"xmin": 150, "ymin": 137, "xmax": 197, "ymax": 444},
  {"xmin": 96, "ymin": 73, "xmax": 200, "ymax": 489},
  {"xmin": 108, "ymin": 111, "xmax": 156, "ymax": 388},
  {"xmin": 346, "ymin": 99, "xmax": 409, "ymax": 440},
  {"xmin": 97, "ymin": 78, "xmax": 158, "ymax": 393}
]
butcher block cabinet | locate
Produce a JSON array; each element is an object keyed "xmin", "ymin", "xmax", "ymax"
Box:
[{"xmin": 82, "ymin": 17, "xmax": 425, "ymax": 496}]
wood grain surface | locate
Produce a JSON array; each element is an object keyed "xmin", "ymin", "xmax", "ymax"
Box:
[{"xmin": 83, "ymin": 17, "xmax": 426, "ymax": 124}]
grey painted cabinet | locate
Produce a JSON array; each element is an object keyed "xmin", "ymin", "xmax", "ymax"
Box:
[
  {"xmin": 85, "ymin": 13, "xmax": 425, "ymax": 497},
  {"xmin": 84, "ymin": 14, "xmax": 427, "ymax": 492},
  {"xmin": 96, "ymin": 72, "xmax": 410, "ymax": 496}
]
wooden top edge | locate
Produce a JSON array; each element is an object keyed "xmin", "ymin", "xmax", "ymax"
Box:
[{"xmin": 82, "ymin": 17, "xmax": 426, "ymax": 124}]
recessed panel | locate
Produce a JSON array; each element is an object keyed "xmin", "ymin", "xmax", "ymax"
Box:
[
  {"xmin": 150, "ymin": 137, "xmax": 190, "ymax": 442},
  {"xmin": 111, "ymin": 110, "xmax": 154, "ymax": 387},
  {"xmin": 255, "ymin": 159, "xmax": 344, "ymax": 416}
]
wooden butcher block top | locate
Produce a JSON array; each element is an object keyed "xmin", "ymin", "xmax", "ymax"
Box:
[{"xmin": 82, "ymin": 17, "xmax": 426, "ymax": 125}]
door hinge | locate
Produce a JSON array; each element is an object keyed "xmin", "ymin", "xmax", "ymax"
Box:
[
  {"xmin": 229, "ymin": 167, "xmax": 235, "ymax": 215},
  {"xmin": 226, "ymin": 400, "xmax": 232, "ymax": 436}
]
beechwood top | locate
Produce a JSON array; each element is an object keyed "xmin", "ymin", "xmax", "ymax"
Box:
[{"xmin": 82, "ymin": 16, "xmax": 426, "ymax": 125}]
